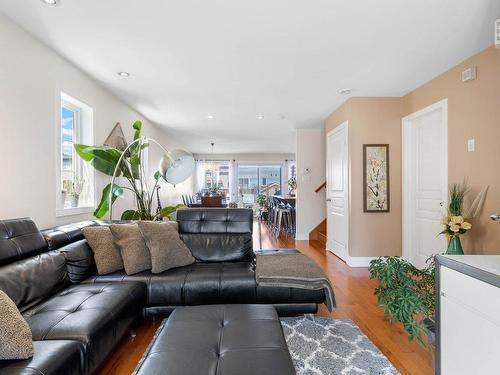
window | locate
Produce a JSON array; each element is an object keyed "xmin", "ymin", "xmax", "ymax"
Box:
[
  {"xmin": 197, "ymin": 160, "xmax": 231, "ymax": 198},
  {"xmin": 237, "ymin": 164, "xmax": 282, "ymax": 207},
  {"xmin": 57, "ymin": 93, "xmax": 94, "ymax": 216}
]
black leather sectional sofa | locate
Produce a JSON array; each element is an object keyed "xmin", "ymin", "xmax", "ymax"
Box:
[{"xmin": 0, "ymin": 209, "xmax": 325, "ymax": 374}]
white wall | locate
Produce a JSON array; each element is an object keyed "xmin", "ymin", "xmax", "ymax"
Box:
[
  {"xmin": 295, "ymin": 128, "xmax": 326, "ymax": 239},
  {"xmin": 0, "ymin": 13, "xmax": 193, "ymax": 229}
]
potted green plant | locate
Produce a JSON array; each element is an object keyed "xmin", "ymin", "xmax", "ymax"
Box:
[
  {"xmin": 256, "ymin": 194, "xmax": 268, "ymax": 221},
  {"xmin": 369, "ymin": 256, "xmax": 436, "ymax": 348},
  {"xmin": 66, "ymin": 179, "xmax": 85, "ymax": 208},
  {"xmin": 74, "ymin": 121, "xmax": 164, "ymax": 220}
]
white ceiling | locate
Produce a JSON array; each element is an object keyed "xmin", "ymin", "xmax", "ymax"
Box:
[{"xmin": 1, "ymin": 1, "xmax": 499, "ymax": 153}]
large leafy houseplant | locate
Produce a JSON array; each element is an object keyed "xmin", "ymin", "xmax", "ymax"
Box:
[
  {"xmin": 74, "ymin": 121, "xmax": 163, "ymax": 220},
  {"xmin": 369, "ymin": 256, "xmax": 436, "ymax": 347}
]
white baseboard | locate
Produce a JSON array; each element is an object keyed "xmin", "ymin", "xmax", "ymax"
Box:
[
  {"xmin": 325, "ymin": 247, "xmax": 376, "ymax": 268},
  {"xmin": 295, "ymin": 233, "xmax": 309, "ymax": 241},
  {"xmin": 345, "ymin": 256, "xmax": 377, "ymax": 268}
]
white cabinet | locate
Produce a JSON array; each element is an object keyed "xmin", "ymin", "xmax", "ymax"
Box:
[{"xmin": 436, "ymin": 256, "xmax": 500, "ymax": 375}]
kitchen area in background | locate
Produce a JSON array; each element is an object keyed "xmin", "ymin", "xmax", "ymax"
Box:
[{"xmin": 188, "ymin": 153, "xmax": 297, "ymax": 237}]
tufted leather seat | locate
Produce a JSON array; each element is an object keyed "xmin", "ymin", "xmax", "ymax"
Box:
[
  {"xmin": 23, "ymin": 282, "xmax": 146, "ymax": 373},
  {"xmin": 87, "ymin": 262, "xmax": 324, "ymax": 316},
  {"xmin": 134, "ymin": 305, "xmax": 296, "ymax": 375},
  {"xmin": 0, "ymin": 218, "xmax": 146, "ymax": 375},
  {"xmin": 0, "ymin": 340, "xmax": 85, "ymax": 375}
]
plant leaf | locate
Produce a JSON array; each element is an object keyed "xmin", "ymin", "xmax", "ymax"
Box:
[
  {"xmin": 74, "ymin": 144, "xmax": 125, "ymax": 177},
  {"xmin": 93, "ymin": 183, "xmax": 124, "ymax": 218},
  {"xmin": 121, "ymin": 210, "xmax": 141, "ymax": 220},
  {"xmin": 159, "ymin": 204, "xmax": 186, "ymax": 220},
  {"xmin": 132, "ymin": 121, "xmax": 142, "ymax": 140},
  {"xmin": 128, "ymin": 121, "xmax": 143, "ymax": 179}
]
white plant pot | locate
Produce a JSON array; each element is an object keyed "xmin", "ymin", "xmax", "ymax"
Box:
[{"xmin": 68, "ymin": 196, "xmax": 79, "ymax": 208}]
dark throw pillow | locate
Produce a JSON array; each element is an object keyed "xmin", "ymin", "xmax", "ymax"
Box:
[
  {"xmin": 0, "ymin": 290, "xmax": 34, "ymax": 360},
  {"xmin": 138, "ymin": 221, "xmax": 195, "ymax": 274},
  {"xmin": 110, "ymin": 223, "xmax": 151, "ymax": 275},
  {"xmin": 82, "ymin": 226, "xmax": 124, "ymax": 275}
]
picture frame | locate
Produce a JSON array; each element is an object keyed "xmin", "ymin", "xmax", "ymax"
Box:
[{"xmin": 363, "ymin": 144, "xmax": 390, "ymax": 212}]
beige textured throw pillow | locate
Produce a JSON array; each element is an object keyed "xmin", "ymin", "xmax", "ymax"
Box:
[
  {"xmin": 110, "ymin": 223, "xmax": 152, "ymax": 275},
  {"xmin": 82, "ymin": 226, "xmax": 124, "ymax": 275},
  {"xmin": 138, "ymin": 221, "xmax": 195, "ymax": 274},
  {"xmin": 0, "ymin": 290, "xmax": 34, "ymax": 360}
]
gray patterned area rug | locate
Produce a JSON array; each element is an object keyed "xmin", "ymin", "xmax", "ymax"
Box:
[{"xmin": 281, "ymin": 316, "xmax": 400, "ymax": 375}]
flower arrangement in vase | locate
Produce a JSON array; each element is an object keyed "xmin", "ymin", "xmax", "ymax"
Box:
[{"xmin": 439, "ymin": 182, "xmax": 488, "ymax": 255}]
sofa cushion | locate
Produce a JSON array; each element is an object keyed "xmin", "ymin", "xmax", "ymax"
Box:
[
  {"xmin": 110, "ymin": 223, "xmax": 151, "ymax": 275},
  {"xmin": 82, "ymin": 226, "xmax": 123, "ymax": 275},
  {"xmin": 0, "ymin": 218, "xmax": 47, "ymax": 266},
  {"xmin": 0, "ymin": 250, "xmax": 69, "ymax": 312},
  {"xmin": 42, "ymin": 221, "xmax": 97, "ymax": 250},
  {"xmin": 0, "ymin": 340, "xmax": 85, "ymax": 375},
  {"xmin": 138, "ymin": 221, "xmax": 195, "ymax": 274},
  {"xmin": 59, "ymin": 239, "xmax": 97, "ymax": 283},
  {"xmin": 176, "ymin": 209, "xmax": 254, "ymax": 262},
  {"xmin": 0, "ymin": 290, "xmax": 33, "ymax": 360},
  {"xmin": 87, "ymin": 262, "xmax": 325, "ymax": 309},
  {"xmin": 134, "ymin": 305, "xmax": 296, "ymax": 375},
  {"xmin": 23, "ymin": 282, "xmax": 146, "ymax": 373}
]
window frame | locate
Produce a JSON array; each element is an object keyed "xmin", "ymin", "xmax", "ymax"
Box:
[
  {"xmin": 56, "ymin": 92, "xmax": 95, "ymax": 217},
  {"xmin": 236, "ymin": 162, "xmax": 285, "ymax": 206}
]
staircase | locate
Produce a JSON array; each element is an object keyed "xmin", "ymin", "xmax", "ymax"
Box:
[{"xmin": 309, "ymin": 219, "xmax": 327, "ymax": 247}]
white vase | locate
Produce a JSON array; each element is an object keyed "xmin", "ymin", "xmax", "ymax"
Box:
[{"xmin": 68, "ymin": 196, "xmax": 79, "ymax": 208}]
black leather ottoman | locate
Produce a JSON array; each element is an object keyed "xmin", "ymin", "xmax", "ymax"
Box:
[{"xmin": 134, "ymin": 305, "xmax": 296, "ymax": 375}]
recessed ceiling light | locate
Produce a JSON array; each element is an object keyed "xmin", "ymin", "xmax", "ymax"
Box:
[
  {"xmin": 117, "ymin": 71, "xmax": 130, "ymax": 77},
  {"xmin": 40, "ymin": 0, "xmax": 59, "ymax": 5},
  {"xmin": 257, "ymin": 115, "xmax": 264, "ymax": 120},
  {"xmin": 207, "ymin": 115, "xmax": 214, "ymax": 119},
  {"xmin": 339, "ymin": 88, "xmax": 351, "ymax": 95}
]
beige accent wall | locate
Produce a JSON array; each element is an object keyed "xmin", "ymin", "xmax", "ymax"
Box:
[
  {"xmin": 324, "ymin": 46, "xmax": 500, "ymax": 257},
  {"xmin": 402, "ymin": 46, "xmax": 500, "ymax": 255},
  {"xmin": 325, "ymin": 98, "xmax": 403, "ymax": 257}
]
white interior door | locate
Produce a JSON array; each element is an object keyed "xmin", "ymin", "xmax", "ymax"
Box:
[
  {"xmin": 403, "ymin": 99, "xmax": 448, "ymax": 268},
  {"xmin": 326, "ymin": 121, "xmax": 349, "ymax": 261}
]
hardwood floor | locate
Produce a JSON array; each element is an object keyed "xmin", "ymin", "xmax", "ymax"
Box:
[{"xmin": 96, "ymin": 220, "xmax": 433, "ymax": 375}]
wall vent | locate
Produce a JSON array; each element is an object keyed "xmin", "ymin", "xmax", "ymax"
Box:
[{"xmin": 462, "ymin": 67, "xmax": 477, "ymax": 82}]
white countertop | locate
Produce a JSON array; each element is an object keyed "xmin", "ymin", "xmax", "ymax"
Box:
[{"xmin": 443, "ymin": 255, "xmax": 500, "ymax": 277}]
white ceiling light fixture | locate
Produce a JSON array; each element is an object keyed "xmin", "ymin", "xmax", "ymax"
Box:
[
  {"xmin": 257, "ymin": 115, "xmax": 264, "ymax": 120},
  {"xmin": 339, "ymin": 88, "xmax": 351, "ymax": 95},
  {"xmin": 207, "ymin": 114, "xmax": 214, "ymax": 119},
  {"xmin": 117, "ymin": 71, "xmax": 130, "ymax": 77},
  {"xmin": 206, "ymin": 142, "xmax": 218, "ymax": 178},
  {"xmin": 40, "ymin": 0, "xmax": 59, "ymax": 5}
]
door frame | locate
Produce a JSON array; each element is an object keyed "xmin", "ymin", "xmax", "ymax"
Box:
[
  {"xmin": 325, "ymin": 121, "xmax": 350, "ymax": 261},
  {"xmin": 402, "ymin": 99, "xmax": 448, "ymax": 263}
]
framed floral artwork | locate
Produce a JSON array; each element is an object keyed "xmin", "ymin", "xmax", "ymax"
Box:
[{"xmin": 363, "ymin": 144, "xmax": 389, "ymax": 212}]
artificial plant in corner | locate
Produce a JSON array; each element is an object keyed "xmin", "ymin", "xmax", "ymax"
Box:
[
  {"xmin": 369, "ymin": 256, "xmax": 436, "ymax": 347},
  {"xmin": 74, "ymin": 121, "xmax": 163, "ymax": 220}
]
